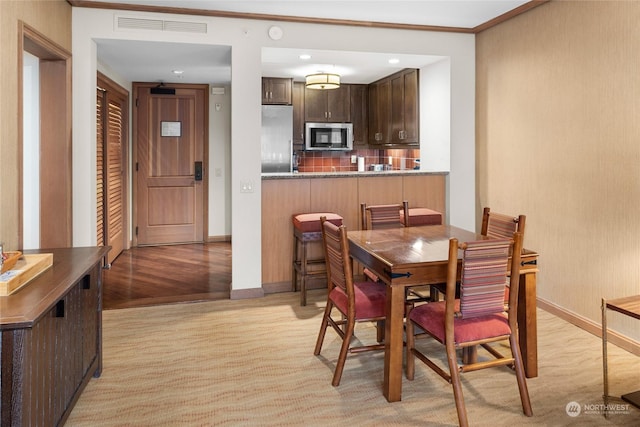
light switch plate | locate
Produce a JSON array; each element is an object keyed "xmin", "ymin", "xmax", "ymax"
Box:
[{"xmin": 240, "ymin": 181, "xmax": 254, "ymax": 193}]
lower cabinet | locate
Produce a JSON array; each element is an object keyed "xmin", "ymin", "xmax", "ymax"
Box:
[
  {"xmin": 0, "ymin": 247, "xmax": 107, "ymax": 427},
  {"xmin": 261, "ymin": 174, "xmax": 446, "ymax": 288}
]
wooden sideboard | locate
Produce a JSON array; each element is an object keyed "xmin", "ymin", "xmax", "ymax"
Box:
[
  {"xmin": 0, "ymin": 246, "xmax": 108, "ymax": 427},
  {"xmin": 261, "ymin": 172, "xmax": 446, "ymax": 291}
]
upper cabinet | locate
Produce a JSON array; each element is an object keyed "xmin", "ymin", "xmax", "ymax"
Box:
[
  {"xmin": 292, "ymin": 82, "xmax": 305, "ymax": 147},
  {"xmin": 279, "ymin": 71, "xmax": 418, "ymax": 150},
  {"xmin": 262, "ymin": 77, "xmax": 293, "ymax": 105},
  {"xmin": 350, "ymin": 84, "xmax": 368, "ymax": 147},
  {"xmin": 368, "ymin": 68, "xmax": 419, "ymax": 146},
  {"xmin": 304, "ymin": 85, "xmax": 351, "ymax": 122},
  {"xmin": 390, "ymin": 69, "xmax": 419, "ymax": 144},
  {"xmin": 368, "ymin": 79, "xmax": 391, "ymax": 145}
]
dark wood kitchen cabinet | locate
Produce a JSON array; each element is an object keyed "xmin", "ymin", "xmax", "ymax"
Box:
[
  {"xmin": 368, "ymin": 78, "xmax": 391, "ymax": 145},
  {"xmin": 292, "ymin": 82, "xmax": 305, "ymax": 147},
  {"xmin": 295, "ymin": 83, "xmax": 364, "ymax": 147},
  {"xmin": 304, "ymin": 85, "xmax": 351, "ymax": 122},
  {"xmin": 368, "ymin": 68, "xmax": 419, "ymax": 146},
  {"xmin": 0, "ymin": 246, "xmax": 108, "ymax": 427},
  {"xmin": 262, "ymin": 77, "xmax": 292, "ymax": 105},
  {"xmin": 350, "ymin": 84, "xmax": 369, "ymax": 147},
  {"xmin": 390, "ymin": 68, "xmax": 419, "ymax": 144}
]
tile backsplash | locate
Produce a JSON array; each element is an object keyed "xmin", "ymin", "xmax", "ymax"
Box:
[{"xmin": 296, "ymin": 148, "xmax": 420, "ymax": 173}]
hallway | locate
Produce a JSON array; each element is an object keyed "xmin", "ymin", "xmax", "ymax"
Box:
[{"xmin": 103, "ymin": 243, "xmax": 231, "ymax": 310}]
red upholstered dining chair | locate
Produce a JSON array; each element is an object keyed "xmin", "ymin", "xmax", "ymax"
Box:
[
  {"xmin": 360, "ymin": 201, "xmax": 409, "ymax": 230},
  {"xmin": 405, "ymin": 232, "xmax": 532, "ymax": 427},
  {"xmin": 360, "ymin": 201, "xmax": 433, "ymax": 307},
  {"xmin": 399, "ymin": 202, "xmax": 444, "ymax": 302},
  {"xmin": 432, "ymin": 207, "xmax": 526, "ymax": 301},
  {"xmin": 359, "ymin": 201, "xmax": 408, "ymax": 284},
  {"xmin": 481, "ymin": 207, "xmax": 526, "ymax": 240},
  {"xmin": 314, "ymin": 217, "xmax": 387, "ymax": 386},
  {"xmin": 400, "ymin": 206, "xmax": 443, "ymax": 227}
]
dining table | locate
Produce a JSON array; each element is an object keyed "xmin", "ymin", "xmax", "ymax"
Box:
[{"xmin": 347, "ymin": 224, "xmax": 539, "ymax": 403}]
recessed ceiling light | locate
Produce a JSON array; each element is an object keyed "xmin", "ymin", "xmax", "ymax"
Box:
[
  {"xmin": 299, "ymin": 54, "xmax": 311, "ymax": 60},
  {"xmin": 172, "ymin": 69, "xmax": 184, "ymax": 75},
  {"xmin": 388, "ymin": 58, "xmax": 400, "ymax": 64}
]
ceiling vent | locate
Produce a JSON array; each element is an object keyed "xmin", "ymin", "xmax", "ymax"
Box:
[
  {"xmin": 163, "ymin": 20, "xmax": 207, "ymax": 34},
  {"xmin": 116, "ymin": 16, "xmax": 207, "ymax": 34}
]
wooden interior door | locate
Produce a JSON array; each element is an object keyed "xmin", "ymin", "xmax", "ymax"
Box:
[
  {"xmin": 97, "ymin": 73, "xmax": 128, "ymax": 265},
  {"xmin": 134, "ymin": 83, "xmax": 207, "ymax": 245}
]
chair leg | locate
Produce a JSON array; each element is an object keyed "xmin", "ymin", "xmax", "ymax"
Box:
[
  {"xmin": 405, "ymin": 318, "xmax": 416, "ymax": 380},
  {"xmin": 376, "ymin": 320, "xmax": 385, "ymax": 343},
  {"xmin": 314, "ymin": 300, "xmax": 333, "ymax": 355},
  {"xmin": 300, "ymin": 240, "xmax": 308, "ymax": 306},
  {"xmin": 510, "ymin": 333, "xmax": 533, "ymax": 416},
  {"xmin": 332, "ymin": 317, "xmax": 355, "ymax": 386},
  {"xmin": 430, "ymin": 286, "xmax": 440, "ymax": 301},
  {"xmin": 292, "ymin": 233, "xmax": 298, "ymax": 292},
  {"xmin": 447, "ymin": 341, "xmax": 469, "ymax": 427}
]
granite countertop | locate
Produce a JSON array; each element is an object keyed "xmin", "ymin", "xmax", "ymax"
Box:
[{"xmin": 261, "ymin": 170, "xmax": 448, "ymax": 179}]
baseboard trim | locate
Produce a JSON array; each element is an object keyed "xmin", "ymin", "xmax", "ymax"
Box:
[
  {"xmin": 230, "ymin": 287, "xmax": 264, "ymax": 300},
  {"xmin": 207, "ymin": 235, "xmax": 231, "ymax": 243},
  {"xmin": 262, "ymin": 279, "xmax": 326, "ymax": 295},
  {"xmin": 262, "ymin": 281, "xmax": 291, "ymax": 294},
  {"xmin": 537, "ymin": 297, "xmax": 640, "ymax": 356}
]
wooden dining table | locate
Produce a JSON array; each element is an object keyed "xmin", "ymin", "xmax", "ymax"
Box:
[{"xmin": 347, "ymin": 224, "xmax": 539, "ymax": 403}]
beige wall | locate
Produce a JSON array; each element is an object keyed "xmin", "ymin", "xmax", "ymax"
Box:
[
  {"xmin": 477, "ymin": 1, "xmax": 640, "ymax": 345},
  {"xmin": 0, "ymin": 0, "xmax": 71, "ymax": 249},
  {"xmin": 3, "ymin": 0, "xmax": 635, "ymax": 346}
]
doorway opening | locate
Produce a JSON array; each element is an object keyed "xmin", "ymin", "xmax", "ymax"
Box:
[
  {"xmin": 19, "ymin": 22, "xmax": 72, "ymax": 249},
  {"xmin": 132, "ymin": 82, "xmax": 209, "ymax": 246}
]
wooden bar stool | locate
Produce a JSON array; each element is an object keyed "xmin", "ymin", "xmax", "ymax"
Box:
[
  {"xmin": 400, "ymin": 207, "xmax": 442, "ymax": 227},
  {"xmin": 400, "ymin": 205, "xmax": 443, "ymax": 303},
  {"xmin": 292, "ymin": 212, "xmax": 343, "ymax": 306}
]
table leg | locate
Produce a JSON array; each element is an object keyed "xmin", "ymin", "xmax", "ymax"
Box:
[
  {"xmin": 602, "ymin": 298, "xmax": 609, "ymax": 418},
  {"xmin": 383, "ymin": 282, "xmax": 406, "ymax": 402},
  {"xmin": 601, "ymin": 296, "xmax": 640, "ymax": 412},
  {"xmin": 518, "ymin": 271, "xmax": 538, "ymax": 378}
]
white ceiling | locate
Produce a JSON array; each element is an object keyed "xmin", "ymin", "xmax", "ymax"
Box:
[{"xmin": 89, "ymin": 0, "xmax": 531, "ymax": 85}]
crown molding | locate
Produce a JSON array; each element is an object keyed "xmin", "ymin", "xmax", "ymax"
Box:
[{"xmin": 68, "ymin": 0, "xmax": 550, "ymax": 34}]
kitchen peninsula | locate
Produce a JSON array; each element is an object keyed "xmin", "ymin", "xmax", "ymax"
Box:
[{"xmin": 261, "ymin": 170, "xmax": 446, "ymax": 292}]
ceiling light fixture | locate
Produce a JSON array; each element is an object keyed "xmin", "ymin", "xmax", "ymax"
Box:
[
  {"xmin": 299, "ymin": 54, "xmax": 311, "ymax": 60},
  {"xmin": 305, "ymin": 73, "xmax": 340, "ymax": 90}
]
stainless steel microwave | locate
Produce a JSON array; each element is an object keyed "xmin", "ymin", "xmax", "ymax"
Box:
[{"xmin": 305, "ymin": 122, "xmax": 353, "ymax": 151}]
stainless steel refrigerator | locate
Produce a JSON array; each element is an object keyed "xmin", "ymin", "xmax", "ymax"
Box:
[{"xmin": 261, "ymin": 105, "xmax": 293, "ymax": 173}]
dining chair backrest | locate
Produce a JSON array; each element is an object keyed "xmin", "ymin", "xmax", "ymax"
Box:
[
  {"xmin": 361, "ymin": 201, "xmax": 409, "ymax": 230},
  {"xmin": 458, "ymin": 238, "xmax": 513, "ymax": 319},
  {"xmin": 316, "ymin": 216, "xmax": 387, "ymax": 387},
  {"xmin": 481, "ymin": 207, "xmax": 526, "ymax": 240},
  {"xmin": 406, "ymin": 230, "xmax": 529, "ymax": 426},
  {"xmin": 321, "ymin": 217, "xmax": 354, "ymax": 305}
]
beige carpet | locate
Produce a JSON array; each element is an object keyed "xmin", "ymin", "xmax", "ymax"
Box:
[{"xmin": 66, "ymin": 290, "xmax": 640, "ymax": 426}]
